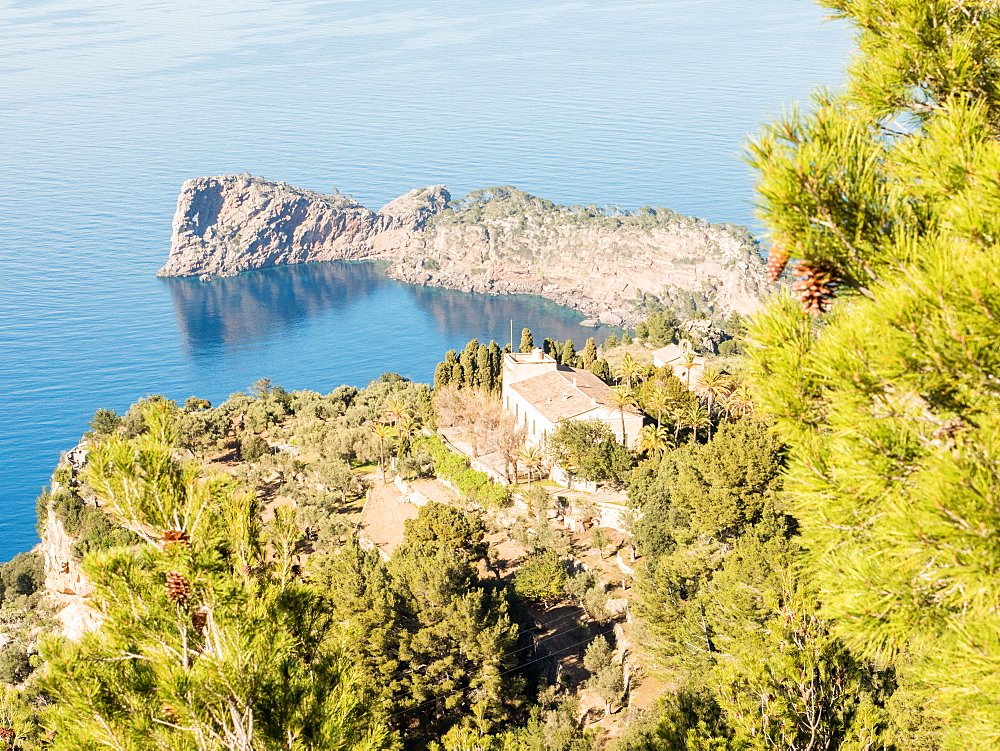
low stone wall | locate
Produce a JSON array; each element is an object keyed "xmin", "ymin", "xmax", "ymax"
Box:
[{"xmin": 393, "ymin": 476, "xmax": 431, "ymax": 507}]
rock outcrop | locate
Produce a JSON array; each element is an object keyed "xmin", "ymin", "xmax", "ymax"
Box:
[
  {"xmin": 158, "ymin": 175, "xmax": 448, "ymax": 279},
  {"xmin": 159, "ymin": 177, "xmax": 771, "ymax": 326}
]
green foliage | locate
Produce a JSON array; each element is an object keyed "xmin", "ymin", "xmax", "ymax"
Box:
[
  {"xmin": 239, "ymin": 432, "xmax": 269, "ymax": 461},
  {"xmin": 716, "ymin": 339, "xmax": 744, "ymax": 357},
  {"xmin": 87, "ymin": 408, "xmax": 121, "ymax": 436},
  {"xmin": 744, "ymin": 1, "xmax": 1000, "ymax": 743},
  {"xmin": 520, "ymin": 328, "xmax": 535, "ymax": 353},
  {"xmin": 416, "ymin": 436, "xmax": 510, "ymax": 507},
  {"xmin": 512, "ymin": 551, "xmax": 568, "ymax": 603},
  {"xmin": 318, "ymin": 508, "xmax": 521, "ymax": 745},
  {"xmin": 636, "ymin": 310, "xmax": 681, "ymax": 347},
  {"xmin": 628, "ymin": 419, "xmax": 784, "ymax": 552},
  {"xmin": 588, "ymin": 358, "xmax": 611, "ymax": 382},
  {"xmin": 0, "ymin": 552, "xmax": 43, "ymax": 605},
  {"xmin": 42, "ymin": 416, "xmax": 390, "ymax": 749},
  {"xmin": 583, "ymin": 637, "xmax": 623, "ymax": 715},
  {"xmin": 0, "ymin": 646, "xmax": 32, "ymax": 685},
  {"xmin": 435, "ymin": 339, "xmax": 504, "ymax": 393},
  {"xmin": 0, "ymin": 685, "xmax": 44, "ymax": 749},
  {"xmin": 612, "ymin": 685, "xmax": 739, "ymax": 751},
  {"xmin": 545, "ymin": 420, "xmax": 634, "ymax": 486}
]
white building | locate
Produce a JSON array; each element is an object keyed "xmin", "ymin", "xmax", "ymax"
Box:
[
  {"xmin": 502, "ymin": 349, "xmax": 644, "ymax": 448},
  {"xmin": 652, "ymin": 339, "xmax": 705, "ymax": 390}
]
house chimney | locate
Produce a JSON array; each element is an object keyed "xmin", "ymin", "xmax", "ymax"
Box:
[
  {"xmin": 572, "ymin": 377, "xmax": 577, "ymax": 387},
  {"xmin": 532, "ymin": 348, "xmax": 544, "ymax": 362}
]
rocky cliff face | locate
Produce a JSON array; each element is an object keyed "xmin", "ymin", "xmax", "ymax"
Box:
[
  {"xmin": 157, "ymin": 174, "xmax": 449, "ymax": 278},
  {"xmin": 159, "ymin": 178, "xmax": 770, "ymax": 326},
  {"xmin": 40, "ymin": 446, "xmax": 104, "ymax": 641}
]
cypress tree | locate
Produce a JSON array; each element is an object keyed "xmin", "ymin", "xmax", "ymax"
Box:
[
  {"xmin": 519, "ymin": 328, "xmax": 534, "ymax": 353},
  {"xmin": 487, "ymin": 340, "xmax": 502, "ymax": 391},
  {"xmin": 544, "ymin": 338, "xmax": 561, "ymax": 364},
  {"xmin": 476, "ymin": 343, "xmax": 492, "ymax": 391},
  {"xmin": 581, "ymin": 337, "xmax": 598, "ymax": 368},
  {"xmin": 561, "ymin": 339, "xmax": 577, "ymax": 367},
  {"xmin": 458, "ymin": 349, "xmax": 475, "ymax": 388},
  {"xmin": 433, "ymin": 361, "xmax": 451, "ymax": 389},
  {"xmin": 589, "ymin": 359, "xmax": 612, "ymax": 382}
]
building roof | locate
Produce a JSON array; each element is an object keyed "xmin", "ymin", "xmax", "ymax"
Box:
[
  {"xmin": 508, "ymin": 366, "xmax": 643, "ymax": 424},
  {"xmin": 652, "ymin": 342, "xmax": 705, "ymax": 366}
]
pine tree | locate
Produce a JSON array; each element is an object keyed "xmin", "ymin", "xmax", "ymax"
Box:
[
  {"xmin": 43, "ymin": 402, "xmax": 390, "ymax": 750},
  {"xmin": 519, "ymin": 328, "xmax": 534, "ymax": 353},
  {"xmin": 318, "ymin": 504, "xmax": 520, "ymax": 744},
  {"xmin": 745, "ymin": 0, "xmax": 1000, "ymax": 742}
]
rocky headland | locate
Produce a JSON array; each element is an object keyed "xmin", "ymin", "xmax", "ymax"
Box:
[{"xmin": 158, "ymin": 175, "xmax": 771, "ymax": 327}]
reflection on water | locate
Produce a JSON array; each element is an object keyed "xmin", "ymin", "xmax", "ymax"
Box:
[
  {"xmin": 165, "ymin": 261, "xmax": 619, "ymax": 361},
  {"xmin": 163, "ymin": 262, "xmax": 394, "ymax": 357}
]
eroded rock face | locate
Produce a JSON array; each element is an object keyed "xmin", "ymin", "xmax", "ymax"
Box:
[
  {"xmin": 159, "ymin": 177, "xmax": 770, "ymax": 325},
  {"xmin": 41, "ymin": 498, "xmax": 104, "ymax": 641},
  {"xmin": 40, "ymin": 448, "xmax": 104, "ymax": 641},
  {"xmin": 158, "ymin": 174, "xmax": 449, "ymax": 278}
]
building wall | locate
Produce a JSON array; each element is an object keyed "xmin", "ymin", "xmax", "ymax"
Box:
[
  {"xmin": 502, "ymin": 351, "xmax": 558, "ymax": 385},
  {"xmin": 502, "ymin": 386, "xmax": 557, "ymax": 446},
  {"xmin": 502, "ymin": 388, "xmax": 644, "ymax": 449}
]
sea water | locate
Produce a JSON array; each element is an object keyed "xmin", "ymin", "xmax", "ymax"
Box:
[{"xmin": 0, "ymin": 0, "xmax": 851, "ymax": 560}]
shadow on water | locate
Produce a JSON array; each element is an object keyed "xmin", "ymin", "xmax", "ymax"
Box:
[{"xmin": 163, "ymin": 261, "xmax": 621, "ymax": 360}]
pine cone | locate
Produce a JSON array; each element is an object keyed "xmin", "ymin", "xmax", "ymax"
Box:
[
  {"xmin": 160, "ymin": 529, "xmax": 190, "ymax": 550},
  {"xmin": 165, "ymin": 572, "xmax": 191, "ymax": 605},
  {"xmin": 765, "ymin": 244, "xmax": 790, "ymax": 283},
  {"xmin": 161, "ymin": 704, "xmax": 178, "ymax": 723},
  {"xmin": 0, "ymin": 727, "xmax": 15, "ymax": 741},
  {"xmin": 192, "ymin": 607, "xmax": 209, "ymax": 634},
  {"xmin": 791, "ymin": 260, "xmax": 838, "ymax": 314},
  {"xmin": 240, "ymin": 564, "xmax": 252, "ymax": 576}
]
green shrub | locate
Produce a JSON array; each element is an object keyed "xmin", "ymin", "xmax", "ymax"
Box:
[
  {"xmin": 513, "ymin": 551, "xmax": 568, "ymax": 603},
  {"xmin": 0, "ymin": 647, "xmax": 33, "ymax": 684},
  {"xmin": 717, "ymin": 338, "xmax": 745, "ymax": 356},
  {"xmin": 240, "ymin": 434, "xmax": 269, "ymax": 462},
  {"xmin": 0, "ymin": 552, "xmax": 43, "ymax": 603}
]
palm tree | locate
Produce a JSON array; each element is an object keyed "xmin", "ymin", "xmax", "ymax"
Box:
[
  {"xmin": 396, "ymin": 414, "xmax": 419, "ymax": 457},
  {"xmin": 636, "ymin": 424, "xmax": 671, "ymax": 459},
  {"xmin": 669, "ymin": 405, "xmax": 686, "ymax": 444},
  {"xmin": 615, "ymin": 352, "xmax": 642, "ymax": 390},
  {"xmin": 644, "ymin": 385, "xmax": 671, "ymax": 429},
  {"xmin": 683, "ymin": 403, "xmax": 711, "ymax": 445},
  {"xmin": 724, "ymin": 385, "xmax": 755, "ymax": 419},
  {"xmin": 609, "ymin": 386, "xmax": 635, "ymax": 446},
  {"xmin": 696, "ymin": 366, "xmax": 733, "ymax": 440},
  {"xmin": 680, "ymin": 351, "xmax": 698, "ymax": 391},
  {"xmin": 384, "ymin": 395, "xmax": 409, "ymax": 428},
  {"xmin": 371, "ymin": 423, "xmax": 395, "ymax": 483},
  {"xmin": 517, "ymin": 445, "xmax": 544, "ymax": 487}
]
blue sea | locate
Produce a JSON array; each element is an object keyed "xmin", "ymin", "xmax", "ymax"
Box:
[{"xmin": 0, "ymin": 0, "xmax": 851, "ymax": 561}]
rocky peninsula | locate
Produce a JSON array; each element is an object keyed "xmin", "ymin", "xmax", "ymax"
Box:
[{"xmin": 158, "ymin": 175, "xmax": 771, "ymax": 327}]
